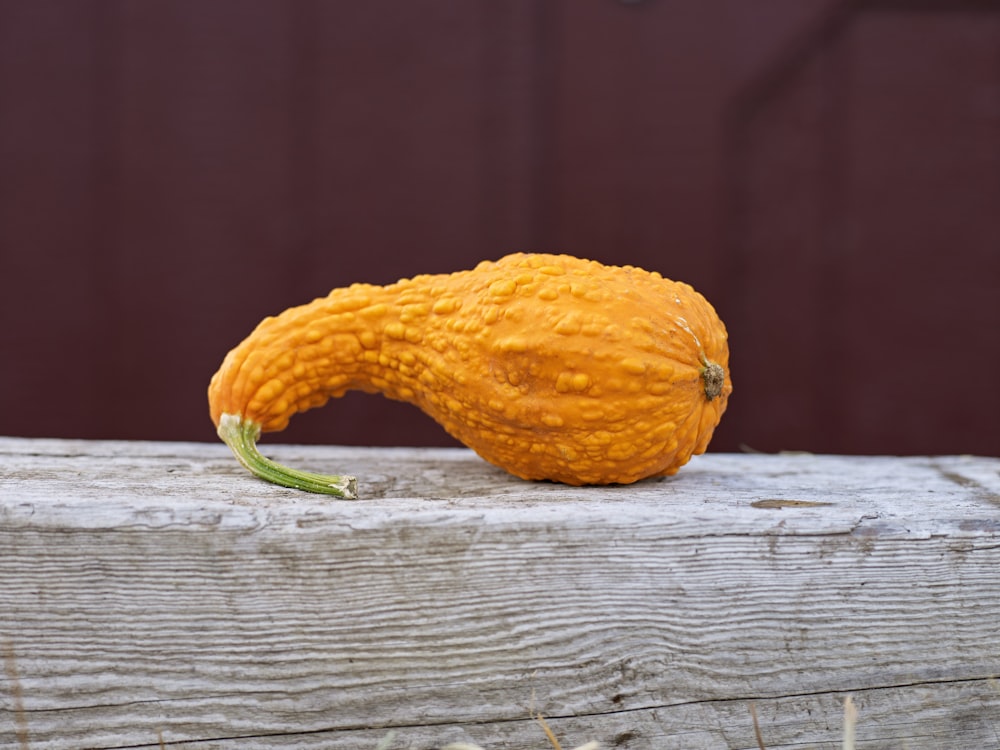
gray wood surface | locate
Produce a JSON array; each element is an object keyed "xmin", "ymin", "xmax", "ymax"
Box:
[{"xmin": 1, "ymin": 437, "xmax": 998, "ymax": 749}]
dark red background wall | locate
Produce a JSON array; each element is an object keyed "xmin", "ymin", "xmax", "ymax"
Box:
[{"xmin": 1, "ymin": 0, "xmax": 998, "ymax": 457}]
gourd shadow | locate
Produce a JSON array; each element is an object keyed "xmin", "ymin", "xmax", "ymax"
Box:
[{"xmin": 324, "ymin": 447, "xmax": 678, "ymax": 502}]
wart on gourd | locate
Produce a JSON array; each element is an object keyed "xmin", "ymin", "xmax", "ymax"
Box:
[{"xmin": 208, "ymin": 252, "xmax": 732, "ymax": 498}]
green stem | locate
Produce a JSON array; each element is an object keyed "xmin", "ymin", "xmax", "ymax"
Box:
[{"xmin": 217, "ymin": 413, "xmax": 358, "ymax": 498}]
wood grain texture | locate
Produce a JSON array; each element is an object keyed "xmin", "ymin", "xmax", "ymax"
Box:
[{"xmin": 1, "ymin": 437, "xmax": 999, "ymax": 749}]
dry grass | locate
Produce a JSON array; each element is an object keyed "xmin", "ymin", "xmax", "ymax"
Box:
[
  {"xmin": 750, "ymin": 696, "xmax": 857, "ymax": 750},
  {"xmin": 2, "ymin": 640, "xmax": 28, "ymax": 750},
  {"xmin": 439, "ymin": 714, "xmax": 598, "ymax": 750}
]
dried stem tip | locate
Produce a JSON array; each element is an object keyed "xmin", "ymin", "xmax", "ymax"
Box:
[
  {"xmin": 217, "ymin": 413, "xmax": 358, "ymax": 498},
  {"xmin": 702, "ymin": 360, "xmax": 726, "ymax": 401}
]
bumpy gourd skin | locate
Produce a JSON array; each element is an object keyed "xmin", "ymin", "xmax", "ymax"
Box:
[{"xmin": 208, "ymin": 253, "xmax": 731, "ymax": 486}]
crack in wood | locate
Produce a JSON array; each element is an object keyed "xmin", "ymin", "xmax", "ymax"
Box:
[
  {"xmin": 932, "ymin": 462, "xmax": 1000, "ymax": 507},
  {"xmin": 536, "ymin": 674, "xmax": 1000, "ymax": 724}
]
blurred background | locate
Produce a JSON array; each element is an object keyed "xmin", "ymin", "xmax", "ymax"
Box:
[{"xmin": 1, "ymin": 0, "xmax": 997, "ymax": 456}]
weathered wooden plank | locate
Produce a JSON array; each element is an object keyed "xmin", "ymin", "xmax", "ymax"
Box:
[{"xmin": 1, "ymin": 437, "xmax": 998, "ymax": 749}]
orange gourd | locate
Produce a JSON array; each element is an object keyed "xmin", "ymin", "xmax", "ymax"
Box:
[{"xmin": 208, "ymin": 253, "xmax": 731, "ymax": 497}]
